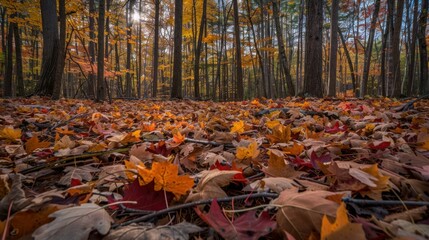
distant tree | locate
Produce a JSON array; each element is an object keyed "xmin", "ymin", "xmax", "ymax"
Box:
[
  {"xmin": 34, "ymin": 0, "xmax": 59, "ymax": 97},
  {"xmin": 302, "ymin": 0, "xmax": 323, "ymax": 97},
  {"xmin": 194, "ymin": 0, "xmax": 207, "ymax": 99},
  {"xmin": 52, "ymin": 0, "xmax": 65, "ymax": 100},
  {"xmin": 391, "ymin": 0, "xmax": 404, "ymax": 98},
  {"xmin": 96, "ymin": 0, "xmax": 106, "ymax": 101},
  {"xmin": 418, "ymin": 0, "xmax": 428, "ymax": 95},
  {"xmin": 88, "ymin": 0, "xmax": 95, "ymax": 98},
  {"xmin": 361, "ymin": 0, "xmax": 381, "ymax": 97},
  {"xmin": 4, "ymin": 17, "xmax": 13, "ymax": 97},
  {"xmin": 152, "ymin": 0, "xmax": 160, "ymax": 98},
  {"xmin": 327, "ymin": 0, "xmax": 339, "ymax": 97},
  {"xmin": 171, "ymin": 0, "xmax": 183, "ymax": 99},
  {"xmin": 233, "ymin": 0, "xmax": 243, "ymax": 100},
  {"xmin": 13, "ymin": 20, "xmax": 24, "ymax": 96}
]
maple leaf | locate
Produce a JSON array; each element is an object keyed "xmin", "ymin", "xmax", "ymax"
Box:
[
  {"xmin": 320, "ymin": 202, "xmax": 365, "ymax": 240},
  {"xmin": 236, "ymin": 140, "xmax": 260, "ymax": 160},
  {"xmin": 283, "ymin": 142, "xmax": 304, "ymax": 156},
  {"xmin": 230, "ymin": 120, "xmax": 245, "ymax": 134},
  {"xmin": 25, "ymin": 136, "xmax": 51, "ymax": 154},
  {"xmin": 264, "ymin": 149, "xmax": 300, "ymax": 178},
  {"xmin": 368, "ymin": 141, "xmax": 390, "ymax": 150},
  {"xmin": 210, "ymin": 161, "xmax": 246, "ymax": 182},
  {"xmin": 111, "ymin": 180, "xmax": 173, "ymax": 211},
  {"xmin": 266, "ymin": 124, "xmax": 291, "ymax": 143},
  {"xmin": 265, "ymin": 120, "xmax": 281, "ymax": 129},
  {"xmin": 358, "ymin": 164, "xmax": 390, "ymax": 200},
  {"xmin": 195, "ymin": 199, "xmax": 276, "ymax": 240},
  {"xmin": 325, "ymin": 122, "xmax": 347, "ymax": 134},
  {"xmin": 172, "ymin": 130, "xmax": 185, "ymax": 144},
  {"xmin": 137, "ymin": 161, "xmax": 194, "ymax": 198},
  {"xmin": 141, "ymin": 122, "xmax": 156, "ymax": 132},
  {"xmin": 0, "ymin": 126, "xmax": 21, "ymax": 141},
  {"xmin": 146, "ymin": 141, "xmax": 171, "ymax": 157},
  {"xmin": 310, "ymin": 151, "xmax": 332, "ymax": 169}
]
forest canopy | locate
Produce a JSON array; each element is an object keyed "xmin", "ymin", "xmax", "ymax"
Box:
[{"xmin": 0, "ymin": 0, "xmax": 428, "ymax": 100}]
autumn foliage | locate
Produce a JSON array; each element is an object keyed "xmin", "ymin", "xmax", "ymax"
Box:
[{"xmin": 0, "ymin": 97, "xmax": 429, "ymax": 239}]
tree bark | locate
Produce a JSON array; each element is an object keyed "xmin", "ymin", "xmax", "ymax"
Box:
[
  {"xmin": 405, "ymin": 0, "xmax": 418, "ymax": 96},
  {"xmin": 328, "ymin": 0, "xmax": 339, "ymax": 97},
  {"xmin": 52, "ymin": 0, "xmax": 66, "ymax": 99},
  {"xmin": 35, "ymin": 0, "xmax": 59, "ymax": 97},
  {"xmin": 96, "ymin": 0, "xmax": 105, "ymax": 101},
  {"xmin": 88, "ymin": 0, "xmax": 95, "ymax": 98},
  {"xmin": 194, "ymin": 0, "xmax": 207, "ymax": 99},
  {"xmin": 171, "ymin": 0, "xmax": 183, "ymax": 99},
  {"xmin": 418, "ymin": 0, "xmax": 428, "ymax": 95},
  {"xmin": 233, "ymin": 0, "xmax": 244, "ymax": 100},
  {"xmin": 272, "ymin": 0, "xmax": 295, "ymax": 96},
  {"xmin": 391, "ymin": 0, "xmax": 405, "ymax": 97},
  {"xmin": 125, "ymin": 0, "xmax": 135, "ymax": 98},
  {"xmin": 302, "ymin": 0, "xmax": 323, "ymax": 97},
  {"xmin": 4, "ymin": 22, "xmax": 13, "ymax": 97},
  {"xmin": 152, "ymin": 0, "xmax": 160, "ymax": 98},
  {"xmin": 361, "ymin": 0, "xmax": 381, "ymax": 97}
]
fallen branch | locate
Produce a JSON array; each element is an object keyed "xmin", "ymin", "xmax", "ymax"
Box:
[
  {"xmin": 342, "ymin": 197, "xmax": 429, "ymax": 206},
  {"xmin": 113, "ymin": 192, "xmax": 279, "ymax": 228}
]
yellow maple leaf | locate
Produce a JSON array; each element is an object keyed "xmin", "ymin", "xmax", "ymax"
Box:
[
  {"xmin": 137, "ymin": 161, "xmax": 194, "ymax": 198},
  {"xmin": 265, "ymin": 120, "xmax": 281, "ymax": 129},
  {"xmin": 360, "ymin": 164, "xmax": 390, "ymax": 200},
  {"xmin": 266, "ymin": 124, "xmax": 291, "ymax": 143},
  {"xmin": 321, "ymin": 202, "xmax": 366, "ymax": 240},
  {"xmin": 230, "ymin": 120, "xmax": 245, "ymax": 134},
  {"xmin": 236, "ymin": 140, "xmax": 260, "ymax": 160},
  {"xmin": 25, "ymin": 136, "xmax": 50, "ymax": 154},
  {"xmin": 0, "ymin": 127, "xmax": 21, "ymax": 141},
  {"xmin": 141, "ymin": 122, "xmax": 156, "ymax": 132},
  {"xmin": 283, "ymin": 142, "xmax": 304, "ymax": 156},
  {"xmin": 120, "ymin": 130, "xmax": 142, "ymax": 144}
]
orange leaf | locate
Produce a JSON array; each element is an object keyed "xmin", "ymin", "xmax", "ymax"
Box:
[
  {"xmin": 141, "ymin": 122, "xmax": 156, "ymax": 132},
  {"xmin": 230, "ymin": 120, "xmax": 245, "ymax": 134},
  {"xmin": 321, "ymin": 202, "xmax": 365, "ymax": 240},
  {"xmin": 236, "ymin": 140, "xmax": 260, "ymax": 160},
  {"xmin": 283, "ymin": 142, "xmax": 304, "ymax": 156},
  {"xmin": 0, "ymin": 126, "xmax": 21, "ymax": 141},
  {"xmin": 25, "ymin": 136, "xmax": 50, "ymax": 154},
  {"xmin": 137, "ymin": 161, "xmax": 194, "ymax": 198},
  {"xmin": 266, "ymin": 124, "xmax": 291, "ymax": 143},
  {"xmin": 172, "ymin": 130, "xmax": 185, "ymax": 144}
]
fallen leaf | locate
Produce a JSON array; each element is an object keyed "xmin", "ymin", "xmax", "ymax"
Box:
[
  {"xmin": 320, "ymin": 202, "xmax": 366, "ymax": 240},
  {"xmin": 195, "ymin": 199, "xmax": 276, "ymax": 240},
  {"xmin": 25, "ymin": 136, "xmax": 51, "ymax": 154},
  {"xmin": 137, "ymin": 161, "xmax": 194, "ymax": 198},
  {"xmin": 231, "ymin": 120, "xmax": 245, "ymax": 134},
  {"xmin": 104, "ymin": 221, "xmax": 202, "ymax": 240},
  {"xmin": 32, "ymin": 203, "xmax": 113, "ymax": 240},
  {"xmin": 0, "ymin": 126, "xmax": 21, "ymax": 142},
  {"xmin": 236, "ymin": 140, "xmax": 260, "ymax": 160},
  {"xmin": 263, "ymin": 149, "xmax": 300, "ymax": 178}
]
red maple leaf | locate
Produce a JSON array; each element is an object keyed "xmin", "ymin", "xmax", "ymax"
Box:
[
  {"xmin": 289, "ymin": 156, "xmax": 313, "ymax": 169},
  {"xmin": 195, "ymin": 199, "xmax": 276, "ymax": 240},
  {"xmin": 368, "ymin": 141, "xmax": 390, "ymax": 150},
  {"xmin": 325, "ymin": 121, "xmax": 348, "ymax": 134},
  {"xmin": 210, "ymin": 161, "xmax": 247, "ymax": 182},
  {"xmin": 146, "ymin": 141, "xmax": 171, "ymax": 157},
  {"xmin": 110, "ymin": 180, "xmax": 173, "ymax": 211},
  {"xmin": 310, "ymin": 151, "xmax": 332, "ymax": 169}
]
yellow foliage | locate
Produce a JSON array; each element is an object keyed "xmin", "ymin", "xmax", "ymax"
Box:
[
  {"xmin": 0, "ymin": 127, "xmax": 22, "ymax": 142},
  {"xmin": 321, "ymin": 202, "xmax": 365, "ymax": 240},
  {"xmin": 230, "ymin": 120, "xmax": 245, "ymax": 134},
  {"xmin": 236, "ymin": 140, "xmax": 260, "ymax": 160}
]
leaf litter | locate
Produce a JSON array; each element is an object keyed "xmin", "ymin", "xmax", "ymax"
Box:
[{"xmin": 0, "ymin": 97, "xmax": 428, "ymax": 239}]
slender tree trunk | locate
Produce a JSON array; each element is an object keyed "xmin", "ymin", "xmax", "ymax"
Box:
[
  {"xmin": 194, "ymin": 0, "xmax": 207, "ymax": 99},
  {"xmin": 53, "ymin": 0, "xmax": 66, "ymax": 99},
  {"xmin": 4, "ymin": 22, "xmax": 13, "ymax": 97},
  {"xmin": 233, "ymin": 0, "xmax": 244, "ymax": 100},
  {"xmin": 272, "ymin": 0, "xmax": 295, "ymax": 96},
  {"xmin": 137, "ymin": 0, "xmax": 142, "ymax": 98},
  {"xmin": 338, "ymin": 28, "xmax": 357, "ymax": 94},
  {"xmin": 302, "ymin": 0, "xmax": 323, "ymax": 97},
  {"xmin": 328, "ymin": 0, "xmax": 339, "ymax": 97},
  {"xmin": 418, "ymin": 0, "xmax": 428, "ymax": 95},
  {"xmin": 171, "ymin": 0, "xmax": 183, "ymax": 98},
  {"xmin": 13, "ymin": 22, "xmax": 23, "ymax": 97},
  {"xmin": 406, "ymin": 0, "xmax": 418, "ymax": 96},
  {"xmin": 152, "ymin": 0, "xmax": 160, "ymax": 98},
  {"xmin": 125, "ymin": 0, "xmax": 134, "ymax": 98},
  {"xmin": 88, "ymin": 0, "xmax": 95, "ymax": 98},
  {"xmin": 361, "ymin": 0, "xmax": 381, "ymax": 97},
  {"xmin": 97, "ymin": 0, "xmax": 106, "ymax": 101}
]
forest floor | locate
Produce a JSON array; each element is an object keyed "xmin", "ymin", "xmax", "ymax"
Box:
[{"xmin": 0, "ymin": 97, "xmax": 428, "ymax": 239}]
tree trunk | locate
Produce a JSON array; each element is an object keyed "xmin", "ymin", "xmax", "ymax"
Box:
[
  {"xmin": 302, "ymin": 0, "xmax": 323, "ymax": 97},
  {"xmin": 233, "ymin": 0, "xmax": 244, "ymax": 100},
  {"xmin": 328, "ymin": 0, "xmax": 339, "ymax": 97},
  {"xmin": 171, "ymin": 0, "xmax": 183, "ymax": 99},
  {"xmin": 35, "ymin": 0, "xmax": 59, "ymax": 97},
  {"xmin": 392, "ymin": 0, "xmax": 405, "ymax": 97},
  {"xmin": 361, "ymin": 0, "xmax": 381, "ymax": 97},
  {"xmin": 406, "ymin": 0, "xmax": 418, "ymax": 96},
  {"xmin": 53, "ymin": 0, "xmax": 66, "ymax": 99},
  {"xmin": 272, "ymin": 0, "xmax": 295, "ymax": 96},
  {"xmin": 97, "ymin": 0, "xmax": 105, "ymax": 101},
  {"xmin": 125, "ymin": 0, "xmax": 134, "ymax": 98},
  {"xmin": 88, "ymin": 0, "xmax": 95, "ymax": 98},
  {"xmin": 194, "ymin": 0, "xmax": 207, "ymax": 99},
  {"xmin": 4, "ymin": 22, "xmax": 13, "ymax": 97},
  {"xmin": 338, "ymin": 28, "xmax": 357, "ymax": 94},
  {"xmin": 418, "ymin": 0, "xmax": 428, "ymax": 95},
  {"xmin": 152, "ymin": 0, "xmax": 160, "ymax": 98}
]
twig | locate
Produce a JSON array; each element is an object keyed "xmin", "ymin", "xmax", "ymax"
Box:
[
  {"xmin": 49, "ymin": 113, "xmax": 90, "ymax": 132},
  {"xmin": 184, "ymin": 137, "xmax": 232, "ymax": 147},
  {"xmin": 113, "ymin": 192, "xmax": 279, "ymax": 228},
  {"xmin": 342, "ymin": 197, "xmax": 429, "ymax": 206}
]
